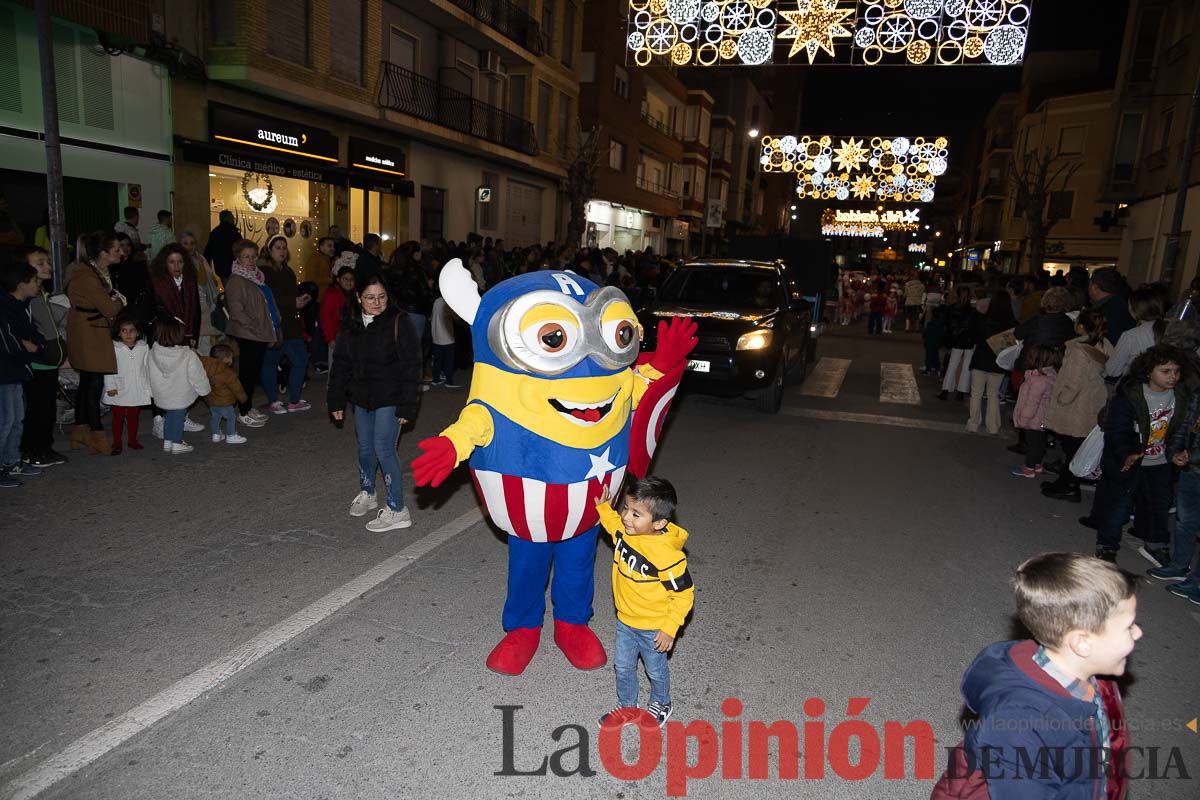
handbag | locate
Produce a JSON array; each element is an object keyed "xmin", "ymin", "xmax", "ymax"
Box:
[
  {"xmin": 995, "ymin": 342, "xmax": 1022, "ymax": 371},
  {"xmin": 210, "ymin": 292, "xmax": 228, "ymax": 332},
  {"xmin": 987, "ymin": 327, "xmax": 1016, "ymax": 355},
  {"xmin": 1070, "ymin": 424, "xmax": 1104, "ymax": 479}
]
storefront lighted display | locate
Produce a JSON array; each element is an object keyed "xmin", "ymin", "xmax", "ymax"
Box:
[
  {"xmin": 821, "ymin": 208, "xmax": 921, "ymax": 237},
  {"xmin": 762, "ymin": 135, "xmax": 948, "ymax": 202},
  {"xmin": 625, "ymin": 0, "xmax": 1031, "ymax": 67}
]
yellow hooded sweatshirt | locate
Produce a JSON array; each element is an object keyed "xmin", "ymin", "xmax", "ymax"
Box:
[{"xmin": 597, "ymin": 501, "xmax": 694, "ymax": 637}]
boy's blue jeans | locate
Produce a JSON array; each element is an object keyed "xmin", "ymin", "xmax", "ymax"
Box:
[
  {"xmin": 261, "ymin": 338, "xmax": 308, "ymax": 404},
  {"xmin": 162, "ymin": 408, "xmax": 186, "ymax": 444},
  {"xmin": 614, "ymin": 618, "xmax": 670, "ymax": 708},
  {"xmin": 0, "ymin": 382, "xmax": 24, "ymax": 466},
  {"xmin": 211, "ymin": 406, "xmax": 237, "ymax": 435},
  {"xmin": 1172, "ymin": 470, "xmax": 1200, "ymax": 577},
  {"xmin": 353, "ymin": 405, "xmax": 405, "ymax": 511}
]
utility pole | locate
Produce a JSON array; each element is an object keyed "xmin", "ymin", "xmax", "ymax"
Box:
[
  {"xmin": 36, "ymin": 0, "xmax": 68, "ymax": 288},
  {"xmin": 1160, "ymin": 60, "xmax": 1200, "ymax": 288}
]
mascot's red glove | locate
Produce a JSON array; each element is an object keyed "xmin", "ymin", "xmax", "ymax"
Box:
[
  {"xmin": 412, "ymin": 436, "xmax": 458, "ymax": 487},
  {"xmin": 649, "ymin": 317, "xmax": 699, "ymax": 374}
]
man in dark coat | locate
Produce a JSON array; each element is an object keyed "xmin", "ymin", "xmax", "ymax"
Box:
[{"xmin": 204, "ymin": 210, "xmax": 241, "ymax": 280}]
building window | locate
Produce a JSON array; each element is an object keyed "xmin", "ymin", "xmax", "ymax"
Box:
[
  {"xmin": 613, "ymin": 65, "xmax": 629, "ymax": 100},
  {"xmin": 1048, "ymin": 190, "xmax": 1075, "ymax": 221},
  {"xmin": 1112, "ymin": 112, "xmax": 1142, "ymax": 182},
  {"xmin": 609, "ymin": 139, "xmax": 625, "ymax": 171},
  {"xmin": 1159, "ymin": 106, "xmax": 1174, "ymax": 151},
  {"xmin": 561, "ymin": 2, "xmax": 575, "ymax": 68},
  {"xmin": 1129, "ymin": 6, "xmax": 1163, "ymax": 82},
  {"xmin": 541, "ymin": 0, "xmax": 556, "ymax": 59},
  {"xmin": 557, "ymin": 92, "xmax": 571, "ymax": 158},
  {"xmin": 266, "ymin": 0, "xmax": 309, "ymax": 65},
  {"xmin": 480, "ymin": 172, "xmax": 498, "ymax": 230},
  {"xmin": 1057, "ymin": 125, "xmax": 1086, "ymax": 156},
  {"xmin": 536, "ymin": 81, "xmax": 552, "ymax": 152},
  {"xmin": 329, "ymin": 0, "xmax": 364, "ymax": 84}
]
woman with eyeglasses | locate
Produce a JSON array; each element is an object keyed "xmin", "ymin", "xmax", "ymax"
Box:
[{"xmin": 327, "ymin": 273, "xmax": 422, "ymax": 532}]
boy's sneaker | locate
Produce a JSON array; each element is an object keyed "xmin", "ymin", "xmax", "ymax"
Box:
[
  {"xmin": 9, "ymin": 461, "xmax": 42, "ymax": 476},
  {"xmin": 1095, "ymin": 546, "xmax": 1119, "ymax": 563},
  {"xmin": 597, "ymin": 707, "xmax": 643, "ymax": 728},
  {"xmin": 22, "ymin": 453, "xmax": 57, "ymax": 468},
  {"xmin": 646, "ymin": 701, "xmax": 673, "ymax": 728},
  {"xmin": 183, "ymin": 415, "xmax": 204, "ymax": 432},
  {"xmin": 1147, "ymin": 564, "xmax": 1190, "ymax": 582},
  {"xmin": 1165, "ymin": 581, "xmax": 1200, "ymax": 605},
  {"xmin": 1137, "ymin": 545, "xmax": 1170, "ymax": 569},
  {"xmin": 444, "ymin": 380, "xmax": 462, "ymax": 389},
  {"xmin": 0, "ymin": 471, "xmax": 20, "ymax": 488},
  {"xmin": 365, "ymin": 506, "xmax": 412, "ymax": 532},
  {"xmin": 169, "ymin": 441, "xmax": 194, "ymax": 454},
  {"xmin": 430, "ymin": 378, "xmax": 445, "ymax": 386},
  {"xmin": 152, "ymin": 415, "xmax": 164, "ymax": 439},
  {"xmin": 162, "ymin": 439, "xmax": 172, "ymax": 452},
  {"xmin": 1010, "ymin": 465, "xmax": 1038, "ymax": 479},
  {"xmin": 226, "ymin": 433, "xmax": 248, "ymax": 444},
  {"xmin": 237, "ymin": 414, "xmax": 266, "ymax": 428},
  {"xmin": 266, "ymin": 401, "xmax": 287, "ymax": 415},
  {"xmin": 247, "ymin": 408, "xmax": 269, "ymax": 421},
  {"xmin": 349, "ymin": 490, "xmax": 378, "ymax": 517},
  {"xmin": 287, "ymin": 400, "xmax": 311, "ymax": 413},
  {"xmin": 212, "ymin": 433, "xmax": 225, "ymax": 443},
  {"xmin": 39, "ymin": 449, "xmax": 68, "ymax": 466}
]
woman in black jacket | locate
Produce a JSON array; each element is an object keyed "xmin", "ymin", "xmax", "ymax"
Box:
[
  {"xmin": 327, "ymin": 273, "xmax": 422, "ymax": 533},
  {"xmin": 965, "ymin": 291, "xmax": 1017, "ymax": 434},
  {"xmin": 938, "ymin": 287, "xmax": 975, "ymax": 401}
]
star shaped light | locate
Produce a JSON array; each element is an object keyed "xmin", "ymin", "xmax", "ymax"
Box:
[
  {"xmin": 833, "ymin": 137, "xmax": 868, "ymax": 173},
  {"xmin": 851, "ymin": 174, "xmax": 875, "ymax": 199},
  {"xmin": 584, "ymin": 447, "xmax": 616, "ymax": 482},
  {"xmin": 779, "ymin": 0, "xmax": 854, "ymax": 64}
]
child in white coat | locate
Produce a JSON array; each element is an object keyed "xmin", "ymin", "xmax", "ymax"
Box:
[
  {"xmin": 103, "ymin": 319, "xmax": 151, "ymax": 454},
  {"xmin": 147, "ymin": 319, "xmax": 210, "ymax": 454}
]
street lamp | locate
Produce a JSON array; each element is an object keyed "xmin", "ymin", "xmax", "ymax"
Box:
[{"xmin": 748, "ymin": 128, "xmax": 760, "ymax": 139}]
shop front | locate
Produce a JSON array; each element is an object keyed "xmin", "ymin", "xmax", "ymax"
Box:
[
  {"xmin": 346, "ymin": 137, "xmax": 414, "ymax": 251},
  {"xmin": 585, "ymin": 200, "xmax": 664, "ymax": 254}
]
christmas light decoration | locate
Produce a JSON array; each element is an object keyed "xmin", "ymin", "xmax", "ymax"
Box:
[
  {"xmin": 626, "ymin": 0, "xmax": 1031, "ymax": 66},
  {"xmin": 821, "ymin": 208, "xmax": 922, "ymax": 237},
  {"xmin": 762, "ymin": 134, "xmax": 950, "ymax": 201}
]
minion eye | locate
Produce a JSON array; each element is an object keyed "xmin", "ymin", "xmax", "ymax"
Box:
[
  {"xmin": 602, "ymin": 319, "xmax": 637, "ymax": 352},
  {"xmin": 538, "ymin": 323, "xmax": 568, "ymax": 352}
]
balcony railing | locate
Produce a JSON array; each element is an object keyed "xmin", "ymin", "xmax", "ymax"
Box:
[
  {"xmin": 636, "ymin": 176, "xmax": 679, "ymax": 199},
  {"xmin": 445, "ymin": 0, "xmax": 545, "ymax": 55},
  {"xmin": 640, "ymin": 110, "xmax": 671, "ymax": 136},
  {"xmin": 378, "ymin": 62, "xmax": 538, "ymax": 156}
]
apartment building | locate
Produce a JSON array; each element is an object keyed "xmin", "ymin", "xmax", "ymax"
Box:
[{"xmin": 1104, "ymin": 0, "xmax": 1200, "ymax": 294}]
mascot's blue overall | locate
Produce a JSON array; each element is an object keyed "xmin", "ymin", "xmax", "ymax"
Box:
[{"xmin": 412, "ymin": 261, "xmax": 696, "ymax": 675}]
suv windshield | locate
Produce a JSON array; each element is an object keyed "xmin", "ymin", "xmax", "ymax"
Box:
[{"xmin": 660, "ymin": 268, "xmax": 782, "ymax": 310}]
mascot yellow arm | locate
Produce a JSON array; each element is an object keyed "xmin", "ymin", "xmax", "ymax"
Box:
[
  {"xmin": 631, "ymin": 364, "xmax": 664, "ymax": 409},
  {"xmin": 440, "ymin": 403, "xmax": 495, "ymax": 464}
]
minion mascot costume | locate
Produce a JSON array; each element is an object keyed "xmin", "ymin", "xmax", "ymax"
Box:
[{"xmin": 412, "ymin": 260, "xmax": 697, "ymax": 675}]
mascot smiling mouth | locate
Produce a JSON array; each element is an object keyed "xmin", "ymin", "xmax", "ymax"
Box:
[{"xmin": 548, "ymin": 391, "xmax": 619, "ymax": 425}]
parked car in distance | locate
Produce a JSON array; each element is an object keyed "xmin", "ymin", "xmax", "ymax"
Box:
[{"xmin": 638, "ymin": 259, "xmax": 815, "ymax": 413}]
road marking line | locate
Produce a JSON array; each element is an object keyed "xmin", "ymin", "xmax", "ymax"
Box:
[
  {"xmin": 782, "ymin": 407, "xmax": 967, "ymax": 434},
  {"xmin": 879, "ymin": 362, "xmax": 921, "ymax": 405},
  {"xmin": 800, "ymin": 357, "xmax": 851, "ymax": 398},
  {"xmin": 0, "ymin": 507, "xmax": 485, "ymax": 800}
]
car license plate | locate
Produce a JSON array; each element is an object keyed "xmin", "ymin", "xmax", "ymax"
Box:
[{"xmin": 687, "ymin": 359, "xmax": 710, "ymax": 373}]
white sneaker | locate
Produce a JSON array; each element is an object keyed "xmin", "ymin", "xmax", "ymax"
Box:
[
  {"xmin": 366, "ymin": 506, "xmax": 412, "ymax": 532},
  {"xmin": 266, "ymin": 401, "xmax": 287, "ymax": 415},
  {"xmin": 247, "ymin": 408, "xmax": 269, "ymax": 421},
  {"xmin": 170, "ymin": 441, "xmax": 194, "ymax": 454},
  {"xmin": 152, "ymin": 416, "xmax": 164, "ymax": 439},
  {"xmin": 226, "ymin": 433, "xmax": 247, "ymax": 444},
  {"xmin": 349, "ymin": 490, "xmax": 378, "ymax": 517},
  {"xmin": 237, "ymin": 414, "xmax": 266, "ymax": 428},
  {"xmin": 183, "ymin": 415, "xmax": 205, "ymax": 432},
  {"xmin": 212, "ymin": 433, "xmax": 225, "ymax": 443},
  {"xmin": 162, "ymin": 439, "xmax": 171, "ymax": 452}
]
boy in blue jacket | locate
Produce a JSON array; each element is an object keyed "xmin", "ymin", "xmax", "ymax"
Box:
[
  {"xmin": 932, "ymin": 552, "xmax": 1137, "ymax": 800},
  {"xmin": 0, "ymin": 261, "xmax": 45, "ymax": 487}
]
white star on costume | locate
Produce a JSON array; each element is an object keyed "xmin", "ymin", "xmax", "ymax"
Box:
[{"xmin": 585, "ymin": 447, "xmax": 616, "ymax": 482}]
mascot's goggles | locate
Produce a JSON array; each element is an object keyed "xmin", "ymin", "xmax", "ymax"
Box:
[{"xmin": 487, "ymin": 286, "xmax": 641, "ymax": 376}]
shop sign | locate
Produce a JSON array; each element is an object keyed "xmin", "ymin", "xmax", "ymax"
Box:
[
  {"xmin": 477, "ymin": 187, "xmax": 493, "ymax": 203},
  {"xmin": 180, "ymin": 139, "xmax": 347, "ymax": 185},
  {"xmin": 209, "ymin": 103, "xmax": 338, "ymax": 163},
  {"xmin": 348, "ymin": 137, "xmax": 407, "ymax": 176},
  {"xmin": 127, "ymin": 184, "xmax": 142, "ymax": 208}
]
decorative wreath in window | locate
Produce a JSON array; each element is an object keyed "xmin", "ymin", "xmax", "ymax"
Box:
[{"xmin": 241, "ymin": 171, "xmax": 275, "ymax": 212}]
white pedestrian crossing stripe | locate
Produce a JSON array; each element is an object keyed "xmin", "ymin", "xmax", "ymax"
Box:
[
  {"xmin": 879, "ymin": 362, "xmax": 920, "ymax": 405},
  {"xmin": 801, "ymin": 357, "xmax": 851, "ymax": 398}
]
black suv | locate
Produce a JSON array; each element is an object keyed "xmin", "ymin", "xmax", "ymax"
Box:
[{"xmin": 638, "ymin": 259, "xmax": 816, "ymax": 412}]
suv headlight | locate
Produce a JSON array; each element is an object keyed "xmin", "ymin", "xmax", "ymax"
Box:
[{"xmin": 736, "ymin": 329, "xmax": 773, "ymax": 350}]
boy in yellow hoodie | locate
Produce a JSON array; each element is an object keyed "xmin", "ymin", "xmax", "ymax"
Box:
[{"xmin": 595, "ymin": 476, "xmax": 694, "ymax": 727}]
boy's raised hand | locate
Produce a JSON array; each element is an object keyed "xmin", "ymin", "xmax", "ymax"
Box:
[
  {"xmin": 653, "ymin": 630, "xmax": 674, "ymax": 653},
  {"xmin": 1173, "ymin": 450, "xmax": 1190, "ymax": 467},
  {"xmin": 595, "ymin": 486, "xmax": 611, "ymax": 508}
]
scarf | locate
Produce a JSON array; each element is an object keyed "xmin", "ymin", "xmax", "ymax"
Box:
[{"xmin": 232, "ymin": 262, "xmax": 265, "ymax": 286}]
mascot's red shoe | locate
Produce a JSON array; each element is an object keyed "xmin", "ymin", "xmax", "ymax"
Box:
[
  {"xmin": 553, "ymin": 620, "xmax": 607, "ymax": 670},
  {"xmin": 486, "ymin": 627, "xmax": 541, "ymax": 676}
]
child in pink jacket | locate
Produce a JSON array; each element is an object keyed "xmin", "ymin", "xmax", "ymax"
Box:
[{"xmin": 1012, "ymin": 344, "xmax": 1062, "ymax": 477}]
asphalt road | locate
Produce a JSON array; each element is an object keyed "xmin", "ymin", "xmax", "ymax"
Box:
[{"xmin": 2, "ymin": 325, "xmax": 1198, "ymax": 800}]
